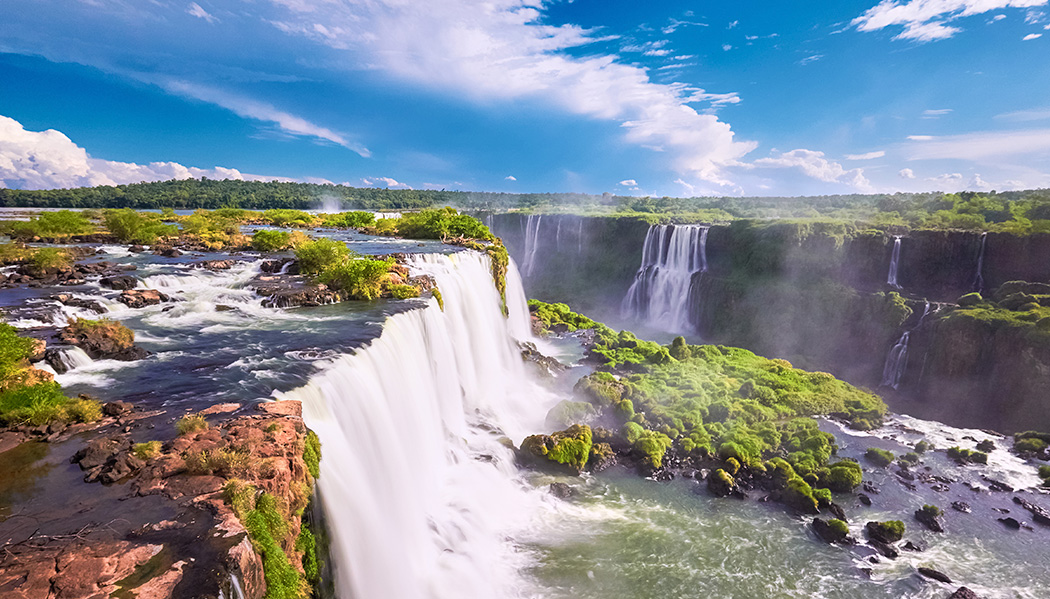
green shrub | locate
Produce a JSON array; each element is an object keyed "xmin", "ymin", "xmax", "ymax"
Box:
[
  {"xmin": 919, "ymin": 504, "xmax": 943, "ymax": 518},
  {"xmin": 295, "ymin": 238, "xmax": 351, "ymax": 275},
  {"xmin": 320, "ymin": 211, "xmax": 375, "ymax": 229},
  {"xmin": 242, "ymin": 492, "xmax": 309, "ymax": 599},
  {"xmin": 176, "ymin": 414, "xmax": 209, "ymax": 435},
  {"xmin": 387, "ymin": 283, "xmax": 420, "ymax": 300},
  {"xmin": 914, "ymin": 440, "xmax": 931, "ymax": 453},
  {"xmin": 104, "ymin": 209, "xmax": 177, "ymax": 244},
  {"xmin": 318, "ymin": 257, "xmax": 392, "ymax": 300},
  {"xmin": 1038, "ymin": 465, "xmax": 1050, "ymax": 480},
  {"xmin": 0, "ymin": 323, "xmax": 36, "ymax": 383},
  {"xmin": 133, "ymin": 441, "xmax": 162, "ymax": 460},
  {"xmin": 898, "ymin": 452, "xmax": 920, "ymax": 466},
  {"xmin": 0, "ymin": 381, "xmax": 92, "ymax": 426},
  {"xmin": 252, "ymin": 230, "xmax": 294, "ymax": 251},
  {"xmin": 3, "ymin": 210, "xmax": 92, "ymax": 239},
  {"xmin": 389, "ymin": 207, "xmax": 494, "ymax": 240},
  {"xmin": 295, "ymin": 523, "xmax": 320, "ymax": 585},
  {"xmin": 262, "ymin": 209, "xmax": 317, "ymax": 228},
  {"xmin": 30, "ymin": 247, "xmax": 71, "ymax": 272},
  {"xmin": 303, "ymin": 430, "xmax": 321, "ymax": 480},
  {"xmin": 1015, "ymin": 437, "xmax": 1048, "ymax": 453},
  {"xmin": 865, "ymin": 447, "xmax": 894, "ymax": 467},
  {"xmin": 947, "ymin": 446, "xmax": 989, "ymax": 465}
]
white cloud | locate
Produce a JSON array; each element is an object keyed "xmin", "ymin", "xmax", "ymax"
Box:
[
  {"xmin": 504, "ymin": 175, "xmax": 517, "ymax": 181},
  {"xmin": 266, "ymin": 0, "xmax": 754, "ymax": 186},
  {"xmin": 997, "ymin": 107, "xmax": 1050, "ymax": 121},
  {"xmin": 674, "ymin": 178, "xmax": 696, "ymax": 195},
  {"xmin": 161, "ymin": 80, "xmax": 371, "ymax": 157},
  {"xmin": 722, "ymin": 44, "xmax": 733, "ymax": 51},
  {"xmin": 899, "ymin": 168, "xmax": 917, "ymax": 178},
  {"xmin": 927, "ymin": 172, "xmax": 964, "ymax": 188},
  {"xmin": 619, "ymin": 179, "xmax": 637, "ymax": 186},
  {"xmin": 752, "ymin": 149, "xmax": 872, "ymax": 190},
  {"xmin": 0, "ymin": 114, "xmax": 289, "ymax": 189},
  {"xmin": 1023, "ymin": 32, "xmax": 1043, "ymax": 38},
  {"xmin": 799, "ymin": 54, "xmax": 824, "ymax": 65},
  {"xmin": 845, "ymin": 150, "xmax": 886, "ymax": 160},
  {"xmin": 922, "ymin": 108, "xmax": 953, "ymax": 116},
  {"xmin": 992, "ymin": 13, "xmax": 1008, "ymax": 20},
  {"xmin": 904, "ymin": 128, "xmax": 1050, "ymax": 160},
  {"xmin": 853, "ymin": 0, "xmax": 1048, "ymax": 42},
  {"xmin": 969, "ymin": 173, "xmax": 992, "ymax": 189},
  {"xmin": 662, "ymin": 18, "xmax": 707, "ymax": 34},
  {"xmin": 727, "ymin": 20, "xmax": 739, "ymax": 29},
  {"xmin": 187, "ymin": 2, "xmax": 218, "ymax": 24}
]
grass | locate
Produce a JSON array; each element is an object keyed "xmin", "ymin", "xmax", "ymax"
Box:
[
  {"xmin": 175, "ymin": 414, "xmax": 209, "ymax": 435},
  {"xmin": 184, "ymin": 448, "xmax": 254, "ymax": 477},
  {"xmin": 133, "ymin": 441, "xmax": 162, "ymax": 460}
]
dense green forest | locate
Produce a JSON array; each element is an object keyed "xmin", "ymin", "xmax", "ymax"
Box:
[{"xmin": 3, "ymin": 178, "xmax": 1050, "ymax": 232}]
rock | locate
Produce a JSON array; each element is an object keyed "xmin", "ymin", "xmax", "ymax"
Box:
[
  {"xmin": 522, "ymin": 342, "xmax": 568, "ymax": 377},
  {"xmin": 215, "ymin": 304, "xmax": 236, "ymax": 312},
  {"xmin": 858, "ymin": 493, "xmax": 872, "ymax": 506},
  {"xmin": 916, "ymin": 508, "xmax": 946, "ymax": 532},
  {"xmin": 153, "ymin": 246, "xmax": 182, "ymax": 257},
  {"xmin": 918, "ymin": 567, "xmax": 952, "ymax": 584},
  {"xmin": 902, "ymin": 540, "xmax": 924, "ymax": 552},
  {"xmin": 51, "ymin": 294, "xmax": 107, "ymax": 313},
  {"xmin": 260, "ymin": 258, "xmax": 298, "ymax": 274},
  {"xmin": 100, "ymin": 275, "xmax": 138, "ymax": 290},
  {"xmin": 587, "ymin": 442, "xmax": 616, "ymax": 473},
  {"xmin": 951, "ymin": 501, "xmax": 972, "ymax": 513},
  {"xmin": 869, "ymin": 539, "xmax": 899, "ymax": 559},
  {"xmin": 119, "ymin": 289, "xmax": 170, "ymax": 308},
  {"xmin": 707, "ymin": 468, "xmax": 736, "ymax": 497},
  {"xmin": 58, "ymin": 320, "xmax": 150, "ymax": 362},
  {"xmin": 200, "ymin": 402, "xmax": 242, "ymax": 416},
  {"xmin": 72, "ymin": 436, "xmax": 134, "ymax": 481},
  {"xmin": 997, "ymin": 517, "xmax": 1022, "ymax": 530},
  {"xmin": 549, "ymin": 482, "xmax": 574, "ymax": 499},
  {"xmin": 193, "ymin": 259, "xmax": 236, "ymax": 270},
  {"xmin": 1013, "ymin": 496, "xmax": 1050, "ymax": 526},
  {"xmin": 102, "ymin": 401, "xmax": 133, "ymax": 417},
  {"xmin": 812, "ymin": 518, "xmax": 850, "ymax": 544},
  {"xmin": 828, "ymin": 502, "xmax": 848, "ymax": 521},
  {"xmin": 256, "ymin": 400, "xmax": 302, "ymax": 417},
  {"xmin": 948, "ymin": 587, "xmax": 981, "ymax": 599},
  {"xmin": 865, "ymin": 521, "xmax": 905, "ymax": 544}
]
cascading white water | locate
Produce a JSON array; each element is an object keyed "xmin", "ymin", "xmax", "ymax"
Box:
[
  {"xmin": 54, "ymin": 346, "xmax": 94, "ymax": 372},
  {"xmin": 621, "ymin": 224, "xmax": 709, "ymax": 333},
  {"xmin": 880, "ymin": 301, "xmax": 931, "ymax": 389},
  {"xmin": 886, "ymin": 236, "xmax": 902, "ymax": 288},
  {"xmin": 280, "ymin": 251, "xmax": 555, "ymax": 599},
  {"xmin": 522, "ymin": 214, "xmax": 543, "ymax": 277},
  {"xmin": 973, "ymin": 232, "xmax": 987, "ymax": 292},
  {"xmin": 577, "ymin": 220, "xmax": 583, "ymax": 255}
]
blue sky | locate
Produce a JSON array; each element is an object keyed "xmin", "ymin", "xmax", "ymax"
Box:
[{"xmin": 1, "ymin": 0, "xmax": 1049, "ymax": 197}]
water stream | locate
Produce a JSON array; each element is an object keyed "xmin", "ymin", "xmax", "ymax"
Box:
[
  {"xmin": 887, "ymin": 236, "xmax": 902, "ymax": 289},
  {"xmin": 621, "ymin": 224, "xmax": 709, "ymax": 333}
]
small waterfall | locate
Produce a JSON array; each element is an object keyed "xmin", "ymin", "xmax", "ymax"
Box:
[
  {"xmin": 880, "ymin": 301, "xmax": 931, "ymax": 389},
  {"xmin": 522, "ymin": 214, "xmax": 543, "ymax": 277},
  {"xmin": 55, "ymin": 346, "xmax": 94, "ymax": 372},
  {"xmin": 555, "ymin": 219, "xmax": 563, "ymax": 251},
  {"xmin": 621, "ymin": 224, "xmax": 709, "ymax": 333},
  {"xmin": 887, "ymin": 236, "xmax": 902, "ymax": 289},
  {"xmin": 281, "ymin": 251, "xmax": 553, "ymax": 599},
  {"xmin": 577, "ymin": 220, "xmax": 583, "ymax": 255},
  {"xmin": 973, "ymin": 232, "xmax": 987, "ymax": 292}
]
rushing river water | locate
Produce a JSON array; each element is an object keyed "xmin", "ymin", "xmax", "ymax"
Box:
[{"xmin": 3, "ymin": 223, "xmax": 1049, "ymax": 599}]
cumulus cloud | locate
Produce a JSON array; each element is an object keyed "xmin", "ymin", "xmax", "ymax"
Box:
[
  {"xmin": 361, "ymin": 176, "xmax": 410, "ymax": 189},
  {"xmin": 187, "ymin": 2, "xmax": 218, "ymax": 24},
  {"xmin": 0, "ymin": 115, "xmax": 288, "ymax": 189},
  {"xmin": 1023, "ymin": 32, "xmax": 1043, "ymax": 38},
  {"xmin": 853, "ymin": 0, "xmax": 1048, "ymax": 42},
  {"xmin": 845, "ymin": 150, "xmax": 886, "ymax": 160},
  {"xmin": 504, "ymin": 175, "xmax": 517, "ymax": 181},
  {"xmin": 752, "ymin": 149, "xmax": 872, "ymax": 190},
  {"xmin": 266, "ymin": 0, "xmax": 754, "ymax": 185},
  {"xmin": 674, "ymin": 178, "xmax": 696, "ymax": 195},
  {"xmin": 618, "ymin": 179, "xmax": 637, "ymax": 186},
  {"xmin": 899, "ymin": 168, "xmax": 917, "ymax": 178}
]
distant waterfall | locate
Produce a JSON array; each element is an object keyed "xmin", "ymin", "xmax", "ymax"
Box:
[
  {"xmin": 880, "ymin": 300, "xmax": 931, "ymax": 389},
  {"xmin": 281, "ymin": 252, "xmax": 553, "ymax": 599},
  {"xmin": 622, "ymin": 224, "xmax": 709, "ymax": 333},
  {"xmin": 522, "ymin": 214, "xmax": 543, "ymax": 277},
  {"xmin": 577, "ymin": 220, "xmax": 583, "ymax": 255},
  {"xmin": 887, "ymin": 236, "xmax": 902, "ymax": 289},
  {"xmin": 973, "ymin": 232, "xmax": 987, "ymax": 293}
]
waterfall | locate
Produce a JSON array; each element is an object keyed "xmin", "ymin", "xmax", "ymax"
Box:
[
  {"xmin": 973, "ymin": 232, "xmax": 987, "ymax": 292},
  {"xmin": 55, "ymin": 346, "xmax": 94, "ymax": 372},
  {"xmin": 522, "ymin": 214, "xmax": 543, "ymax": 277},
  {"xmin": 621, "ymin": 224, "xmax": 709, "ymax": 333},
  {"xmin": 577, "ymin": 220, "xmax": 583, "ymax": 255},
  {"xmin": 555, "ymin": 219, "xmax": 562, "ymax": 251},
  {"xmin": 880, "ymin": 301, "xmax": 931, "ymax": 389},
  {"xmin": 887, "ymin": 236, "xmax": 902, "ymax": 289},
  {"xmin": 280, "ymin": 251, "xmax": 554, "ymax": 599}
]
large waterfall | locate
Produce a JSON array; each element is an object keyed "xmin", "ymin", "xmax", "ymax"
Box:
[
  {"xmin": 886, "ymin": 236, "xmax": 902, "ymax": 288},
  {"xmin": 280, "ymin": 251, "xmax": 555, "ymax": 599},
  {"xmin": 880, "ymin": 301, "xmax": 931, "ymax": 389},
  {"xmin": 621, "ymin": 224, "xmax": 709, "ymax": 333}
]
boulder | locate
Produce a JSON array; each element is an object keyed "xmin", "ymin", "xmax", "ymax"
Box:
[
  {"xmin": 948, "ymin": 587, "xmax": 980, "ymax": 599},
  {"xmin": 102, "ymin": 401, "xmax": 133, "ymax": 417},
  {"xmin": 916, "ymin": 507, "xmax": 945, "ymax": 532},
  {"xmin": 100, "ymin": 275, "xmax": 138, "ymax": 290},
  {"xmin": 256, "ymin": 400, "xmax": 302, "ymax": 418},
  {"xmin": 997, "ymin": 517, "xmax": 1022, "ymax": 530},
  {"xmin": 1012, "ymin": 496, "xmax": 1050, "ymax": 526},
  {"xmin": 917, "ymin": 567, "xmax": 952, "ymax": 584},
  {"xmin": 193, "ymin": 259, "xmax": 236, "ymax": 270},
  {"xmin": 119, "ymin": 289, "xmax": 170, "ymax": 308},
  {"xmin": 707, "ymin": 468, "xmax": 736, "ymax": 497},
  {"xmin": 812, "ymin": 518, "xmax": 850, "ymax": 544},
  {"xmin": 549, "ymin": 482, "xmax": 574, "ymax": 499}
]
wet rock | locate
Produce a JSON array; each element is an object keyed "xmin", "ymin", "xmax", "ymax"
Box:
[
  {"xmin": 200, "ymin": 402, "xmax": 241, "ymax": 416},
  {"xmin": 902, "ymin": 540, "xmax": 924, "ymax": 552},
  {"xmin": 51, "ymin": 293, "xmax": 107, "ymax": 314},
  {"xmin": 858, "ymin": 493, "xmax": 873, "ymax": 506},
  {"xmin": 58, "ymin": 321, "xmax": 150, "ymax": 362},
  {"xmin": 100, "ymin": 275, "xmax": 138, "ymax": 290},
  {"xmin": 193, "ymin": 259, "xmax": 236, "ymax": 270},
  {"xmin": 948, "ymin": 587, "xmax": 981, "ymax": 599},
  {"xmin": 72, "ymin": 436, "xmax": 142, "ymax": 483},
  {"xmin": 918, "ymin": 567, "xmax": 952, "ymax": 584},
  {"xmin": 407, "ymin": 274, "xmax": 436, "ymax": 291},
  {"xmin": 118, "ymin": 289, "xmax": 170, "ymax": 308},
  {"xmin": 521, "ymin": 341, "xmax": 568, "ymax": 377},
  {"xmin": 916, "ymin": 507, "xmax": 946, "ymax": 532},
  {"xmin": 586, "ymin": 442, "xmax": 616, "ymax": 473},
  {"xmin": 707, "ymin": 468, "xmax": 736, "ymax": 497},
  {"xmin": 215, "ymin": 304, "xmax": 236, "ymax": 312},
  {"xmin": 828, "ymin": 502, "xmax": 848, "ymax": 521},
  {"xmin": 983, "ymin": 476, "xmax": 1013, "ymax": 493},
  {"xmin": 260, "ymin": 258, "xmax": 298, "ymax": 274},
  {"xmin": 812, "ymin": 518, "xmax": 851, "ymax": 544},
  {"xmin": 997, "ymin": 517, "xmax": 1022, "ymax": 530},
  {"xmin": 1013, "ymin": 496, "xmax": 1050, "ymax": 526},
  {"xmin": 869, "ymin": 539, "xmax": 899, "ymax": 559},
  {"xmin": 549, "ymin": 482, "xmax": 574, "ymax": 499},
  {"xmin": 862, "ymin": 481, "xmax": 879, "ymax": 494},
  {"xmin": 153, "ymin": 246, "xmax": 183, "ymax": 257},
  {"xmin": 102, "ymin": 401, "xmax": 134, "ymax": 417}
]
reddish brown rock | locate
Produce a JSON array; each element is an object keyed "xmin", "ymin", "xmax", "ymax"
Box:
[
  {"xmin": 119, "ymin": 289, "xmax": 170, "ymax": 309},
  {"xmin": 256, "ymin": 400, "xmax": 303, "ymax": 418}
]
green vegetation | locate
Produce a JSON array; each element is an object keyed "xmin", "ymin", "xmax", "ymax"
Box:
[
  {"xmin": 0, "ymin": 323, "xmax": 100, "ymax": 427},
  {"xmin": 1014, "ymin": 431, "xmax": 1050, "ymax": 453},
  {"xmin": 319, "ymin": 211, "xmax": 375, "ymax": 229},
  {"xmin": 1, "ymin": 210, "xmax": 93, "ymax": 240},
  {"xmin": 303, "ymin": 430, "xmax": 321, "ymax": 480},
  {"xmin": 521, "ymin": 424, "xmax": 593, "ymax": 472},
  {"xmin": 133, "ymin": 441, "xmax": 162, "ymax": 460},
  {"xmin": 29, "ymin": 247, "xmax": 72, "ymax": 272},
  {"xmin": 946, "ymin": 446, "xmax": 989, "ymax": 465},
  {"xmin": 827, "ymin": 518, "xmax": 849, "ymax": 537},
  {"xmin": 252, "ymin": 230, "xmax": 295, "ymax": 251},
  {"xmin": 865, "ymin": 448, "xmax": 894, "ymax": 467},
  {"xmin": 184, "ymin": 448, "xmax": 253, "ymax": 477},
  {"xmin": 387, "ymin": 284, "xmax": 420, "ymax": 300},
  {"xmin": 914, "ymin": 440, "xmax": 931, "ymax": 453},
  {"xmin": 175, "ymin": 413, "xmax": 209, "ymax": 435},
  {"xmin": 898, "ymin": 452, "xmax": 921, "ymax": 466},
  {"xmin": 366, "ymin": 207, "xmax": 495, "ymax": 241},
  {"xmin": 262, "ymin": 209, "xmax": 316, "ymax": 228},
  {"xmin": 317, "ymin": 257, "xmax": 394, "ymax": 301},
  {"xmin": 528, "ymin": 300, "xmax": 600, "ymax": 332},
  {"xmin": 431, "ymin": 287, "xmax": 444, "ymax": 311},
  {"xmin": 919, "ymin": 504, "xmax": 943, "ymax": 518},
  {"xmin": 866, "ymin": 520, "xmax": 905, "ymax": 543},
  {"xmin": 65, "ymin": 317, "xmax": 135, "ymax": 347},
  {"xmin": 104, "ymin": 208, "xmax": 178, "ymax": 244},
  {"xmin": 295, "ymin": 239, "xmax": 352, "ymax": 275}
]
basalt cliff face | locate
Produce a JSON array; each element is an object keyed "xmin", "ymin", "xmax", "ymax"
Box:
[{"xmin": 488, "ymin": 213, "xmax": 1050, "ymax": 432}]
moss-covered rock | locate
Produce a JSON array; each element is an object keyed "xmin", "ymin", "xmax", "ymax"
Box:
[
  {"xmin": 865, "ymin": 520, "xmax": 905, "ymax": 544},
  {"xmin": 708, "ymin": 468, "xmax": 736, "ymax": 497},
  {"xmin": 520, "ymin": 424, "xmax": 593, "ymax": 473},
  {"xmin": 544, "ymin": 400, "xmax": 599, "ymax": 429},
  {"xmin": 865, "ymin": 447, "xmax": 894, "ymax": 467}
]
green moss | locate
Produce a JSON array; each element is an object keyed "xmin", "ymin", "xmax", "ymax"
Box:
[
  {"xmin": 783, "ymin": 476, "xmax": 820, "ymax": 514},
  {"xmin": 1014, "ymin": 435, "xmax": 1049, "ymax": 453},
  {"xmin": 914, "ymin": 440, "xmax": 931, "ymax": 453},
  {"xmin": 242, "ymin": 492, "xmax": 309, "ymax": 599},
  {"xmin": 865, "ymin": 447, "xmax": 894, "ymax": 467},
  {"xmin": 866, "ymin": 520, "xmax": 905, "ymax": 543},
  {"xmin": 303, "ymin": 430, "xmax": 321, "ymax": 480},
  {"xmin": 946, "ymin": 446, "xmax": 989, "ymax": 465},
  {"xmin": 175, "ymin": 414, "xmax": 209, "ymax": 435},
  {"xmin": 1038, "ymin": 465, "xmax": 1050, "ymax": 480},
  {"xmin": 633, "ymin": 430, "xmax": 673, "ymax": 469},
  {"xmin": 521, "ymin": 424, "xmax": 592, "ymax": 472},
  {"xmin": 431, "ymin": 287, "xmax": 444, "ymax": 311},
  {"xmin": 813, "ymin": 487, "xmax": 833, "ymax": 507},
  {"xmin": 919, "ymin": 504, "xmax": 943, "ymax": 518},
  {"xmin": 827, "ymin": 518, "xmax": 849, "ymax": 537},
  {"xmin": 528, "ymin": 300, "xmax": 600, "ymax": 333},
  {"xmin": 295, "ymin": 523, "xmax": 320, "ymax": 585}
]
